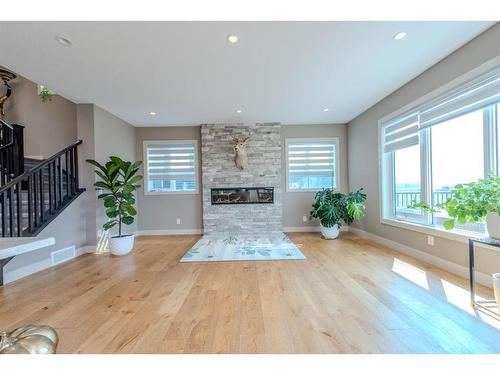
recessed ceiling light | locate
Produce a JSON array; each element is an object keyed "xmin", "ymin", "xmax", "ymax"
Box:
[
  {"xmin": 236, "ymin": 109, "xmax": 242, "ymax": 114},
  {"xmin": 227, "ymin": 35, "xmax": 239, "ymax": 44},
  {"xmin": 55, "ymin": 36, "xmax": 73, "ymax": 46},
  {"xmin": 323, "ymin": 108, "xmax": 330, "ymax": 112},
  {"xmin": 393, "ymin": 31, "xmax": 407, "ymax": 40},
  {"xmin": 149, "ymin": 112, "xmax": 157, "ymax": 116}
]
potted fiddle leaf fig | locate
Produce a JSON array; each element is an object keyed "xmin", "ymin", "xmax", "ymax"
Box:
[
  {"xmin": 310, "ymin": 188, "xmax": 367, "ymax": 239},
  {"xmin": 410, "ymin": 174, "xmax": 500, "ymax": 239},
  {"xmin": 87, "ymin": 157, "xmax": 143, "ymax": 256}
]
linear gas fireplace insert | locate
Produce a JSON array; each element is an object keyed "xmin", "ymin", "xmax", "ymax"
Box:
[{"xmin": 211, "ymin": 187, "xmax": 274, "ymax": 205}]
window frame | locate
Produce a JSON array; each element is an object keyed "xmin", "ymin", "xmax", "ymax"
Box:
[
  {"xmin": 285, "ymin": 137, "xmax": 340, "ymax": 193},
  {"xmin": 378, "ymin": 57, "xmax": 500, "ymax": 242},
  {"xmin": 143, "ymin": 139, "xmax": 200, "ymax": 196}
]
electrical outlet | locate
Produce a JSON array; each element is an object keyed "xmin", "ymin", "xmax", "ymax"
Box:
[
  {"xmin": 302, "ymin": 215, "xmax": 307, "ymax": 222},
  {"xmin": 427, "ymin": 235, "xmax": 434, "ymax": 246},
  {"xmin": 176, "ymin": 218, "xmax": 181, "ymax": 225}
]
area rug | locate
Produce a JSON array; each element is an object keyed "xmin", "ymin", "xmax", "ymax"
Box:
[{"xmin": 179, "ymin": 233, "xmax": 306, "ymax": 262}]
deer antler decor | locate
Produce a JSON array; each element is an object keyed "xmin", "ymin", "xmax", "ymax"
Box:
[
  {"xmin": 0, "ymin": 69, "xmax": 16, "ymax": 118},
  {"xmin": 233, "ymin": 137, "xmax": 249, "ymax": 170}
]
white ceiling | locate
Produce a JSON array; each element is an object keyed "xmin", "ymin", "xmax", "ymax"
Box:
[{"xmin": 0, "ymin": 21, "xmax": 494, "ymax": 126}]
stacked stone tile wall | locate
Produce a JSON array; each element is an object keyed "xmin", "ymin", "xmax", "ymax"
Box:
[{"xmin": 201, "ymin": 123, "xmax": 282, "ymax": 234}]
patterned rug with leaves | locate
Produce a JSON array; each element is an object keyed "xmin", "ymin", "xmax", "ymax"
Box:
[{"xmin": 179, "ymin": 233, "xmax": 306, "ymax": 262}]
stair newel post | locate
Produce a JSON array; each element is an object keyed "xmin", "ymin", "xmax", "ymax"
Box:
[
  {"xmin": 16, "ymin": 182, "xmax": 21, "ymax": 236},
  {"xmin": 1, "ymin": 191, "xmax": 6, "ymax": 237},
  {"xmin": 48, "ymin": 163, "xmax": 53, "ymax": 214},
  {"xmin": 39, "ymin": 169, "xmax": 44, "ymax": 223},
  {"xmin": 69, "ymin": 147, "xmax": 75, "ymax": 195},
  {"xmin": 51, "ymin": 161, "xmax": 56, "ymax": 210},
  {"xmin": 58, "ymin": 156, "xmax": 63, "ymax": 206},
  {"xmin": 27, "ymin": 175, "xmax": 32, "ymax": 233},
  {"xmin": 74, "ymin": 146, "xmax": 79, "ymax": 192},
  {"xmin": 65, "ymin": 151, "xmax": 69, "ymax": 199},
  {"xmin": 8, "ymin": 187, "xmax": 13, "ymax": 236},
  {"xmin": 33, "ymin": 170, "xmax": 38, "ymax": 228},
  {"xmin": 0, "ymin": 147, "xmax": 4, "ymax": 185}
]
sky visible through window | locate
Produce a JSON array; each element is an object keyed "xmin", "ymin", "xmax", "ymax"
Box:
[{"xmin": 395, "ymin": 110, "xmax": 484, "ymax": 191}]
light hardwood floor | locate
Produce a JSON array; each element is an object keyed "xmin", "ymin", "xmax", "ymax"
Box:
[{"xmin": 0, "ymin": 232, "xmax": 499, "ymax": 354}]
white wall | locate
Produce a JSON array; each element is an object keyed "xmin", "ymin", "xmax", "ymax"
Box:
[{"xmin": 347, "ymin": 23, "xmax": 500, "ymax": 277}]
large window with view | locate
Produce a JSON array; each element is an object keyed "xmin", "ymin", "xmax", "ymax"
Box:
[
  {"xmin": 144, "ymin": 140, "xmax": 199, "ymax": 194},
  {"xmin": 286, "ymin": 138, "xmax": 339, "ymax": 191},
  {"xmin": 380, "ymin": 67, "xmax": 500, "ymax": 236}
]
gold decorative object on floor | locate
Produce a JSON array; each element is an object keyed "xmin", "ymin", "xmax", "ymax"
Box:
[{"xmin": 0, "ymin": 324, "xmax": 58, "ymax": 354}]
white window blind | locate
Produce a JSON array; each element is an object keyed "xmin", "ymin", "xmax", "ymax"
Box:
[
  {"xmin": 286, "ymin": 138, "xmax": 338, "ymax": 191},
  {"xmin": 420, "ymin": 67, "xmax": 500, "ymax": 129},
  {"xmin": 382, "ymin": 112, "xmax": 419, "ymax": 153},
  {"xmin": 381, "ymin": 67, "xmax": 500, "ymax": 153},
  {"xmin": 144, "ymin": 140, "xmax": 198, "ymax": 194}
]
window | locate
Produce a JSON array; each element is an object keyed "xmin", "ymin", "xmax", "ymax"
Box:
[
  {"xmin": 393, "ymin": 144, "xmax": 422, "ymax": 221},
  {"xmin": 144, "ymin": 140, "xmax": 199, "ymax": 194},
  {"xmin": 380, "ymin": 66, "xmax": 500, "ymax": 236},
  {"xmin": 286, "ymin": 138, "xmax": 339, "ymax": 191}
]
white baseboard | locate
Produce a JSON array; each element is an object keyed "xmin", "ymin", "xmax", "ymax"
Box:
[
  {"xmin": 348, "ymin": 227, "xmax": 492, "ymax": 288},
  {"xmin": 135, "ymin": 229, "xmax": 203, "ymax": 236},
  {"xmin": 283, "ymin": 226, "xmax": 349, "ymax": 233},
  {"xmin": 75, "ymin": 245, "xmax": 96, "ymax": 256},
  {"xmin": 283, "ymin": 226, "xmax": 321, "ymax": 232}
]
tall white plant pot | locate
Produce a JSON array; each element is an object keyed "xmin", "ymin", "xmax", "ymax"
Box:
[
  {"xmin": 486, "ymin": 212, "xmax": 500, "ymax": 240},
  {"xmin": 493, "ymin": 273, "xmax": 500, "ymax": 308},
  {"xmin": 109, "ymin": 234, "xmax": 135, "ymax": 256},
  {"xmin": 320, "ymin": 224, "xmax": 340, "ymax": 239}
]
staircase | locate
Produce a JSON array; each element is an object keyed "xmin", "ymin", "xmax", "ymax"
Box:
[{"xmin": 0, "ymin": 119, "xmax": 85, "ymax": 237}]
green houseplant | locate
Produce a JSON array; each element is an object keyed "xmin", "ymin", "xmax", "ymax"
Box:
[
  {"xmin": 310, "ymin": 188, "xmax": 367, "ymax": 239},
  {"xmin": 39, "ymin": 86, "xmax": 54, "ymax": 103},
  {"xmin": 87, "ymin": 156, "xmax": 143, "ymax": 256},
  {"xmin": 410, "ymin": 174, "xmax": 500, "ymax": 239}
]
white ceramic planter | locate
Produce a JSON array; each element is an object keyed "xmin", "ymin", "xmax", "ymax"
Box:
[
  {"xmin": 493, "ymin": 273, "xmax": 500, "ymax": 307},
  {"xmin": 320, "ymin": 223, "xmax": 340, "ymax": 239},
  {"xmin": 486, "ymin": 212, "xmax": 500, "ymax": 240},
  {"xmin": 109, "ymin": 234, "xmax": 135, "ymax": 256}
]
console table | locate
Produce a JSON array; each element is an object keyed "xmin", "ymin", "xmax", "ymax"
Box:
[{"xmin": 468, "ymin": 237, "xmax": 500, "ymax": 318}]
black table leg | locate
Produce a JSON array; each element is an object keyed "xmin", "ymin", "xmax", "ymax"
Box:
[
  {"xmin": 0, "ymin": 256, "xmax": 14, "ymax": 286},
  {"xmin": 468, "ymin": 239, "xmax": 475, "ymax": 306}
]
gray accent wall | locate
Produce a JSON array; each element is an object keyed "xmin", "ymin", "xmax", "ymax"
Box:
[
  {"xmin": 281, "ymin": 124, "xmax": 348, "ymax": 229},
  {"xmin": 135, "ymin": 126, "xmax": 203, "ymax": 232},
  {"xmin": 134, "ymin": 123, "xmax": 348, "ymax": 233},
  {"xmin": 93, "ymin": 105, "xmax": 137, "ymax": 236},
  {"xmin": 347, "ymin": 23, "xmax": 500, "ymax": 275},
  {"xmin": 201, "ymin": 123, "xmax": 282, "ymax": 234}
]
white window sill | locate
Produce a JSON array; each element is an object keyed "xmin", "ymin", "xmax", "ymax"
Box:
[
  {"xmin": 381, "ymin": 217, "xmax": 489, "ymax": 245},
  {"xmin": 286, "ymin": 188, "xmax": 339, "ymax": 193},
  {"xmin": 144, "ymin": 190, "xmax": 199, "ymax": 196}
]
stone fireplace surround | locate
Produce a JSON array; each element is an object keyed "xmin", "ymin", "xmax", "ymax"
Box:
[{"xmin": 201, "ymin": 123, "xmax": 282, "ymax": 234}]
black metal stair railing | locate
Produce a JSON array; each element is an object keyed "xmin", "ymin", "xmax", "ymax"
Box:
[{"xmin": 0, "ymin": 140, "xmax": 85, "ymax": 237}]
